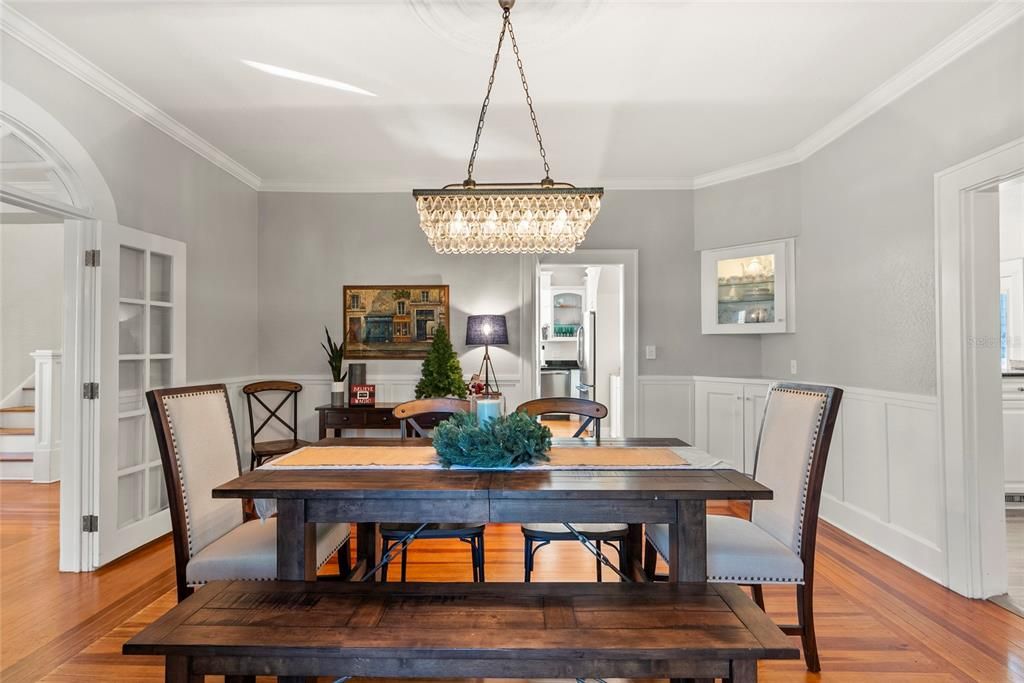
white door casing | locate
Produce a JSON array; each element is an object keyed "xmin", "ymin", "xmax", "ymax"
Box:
[
  {"xmin": 96, "ymin": 223, "xmax": 185, "ymax": 566},
  {"xmin": 935, "ymin": 136, "xmax": 1024, "ymax": 598}
]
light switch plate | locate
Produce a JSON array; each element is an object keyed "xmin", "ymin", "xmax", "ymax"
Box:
[
  {"xmin": 790, "ymin": 360, "xmax": 798, "ymax": 374},
  {"xmin": 645, "ymin": 345, "xmax": 657, "ymax": 360}
]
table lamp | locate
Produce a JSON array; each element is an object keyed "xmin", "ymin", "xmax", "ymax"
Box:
[{"xmin": 465, "ymin": 314, "xmax": 508, "ymax": 396}]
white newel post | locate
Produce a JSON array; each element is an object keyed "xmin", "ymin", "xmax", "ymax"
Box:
[{"xmin": 31, "ymin": 350, "xmax": 62, "ymax": 483}]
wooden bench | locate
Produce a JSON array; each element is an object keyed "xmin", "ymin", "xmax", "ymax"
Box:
[{"xmin": 124, "ymin": 580, "xmax": 798, "ymax": 682}]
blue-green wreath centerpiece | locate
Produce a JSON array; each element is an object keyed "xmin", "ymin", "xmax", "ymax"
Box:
[{"xmin": 433, "ymin": 412, "xmax": 553, "ymax": 469}]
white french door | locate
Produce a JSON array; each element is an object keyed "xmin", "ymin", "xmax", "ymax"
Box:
[{"xmin": 96, "ymin": 223, "xmax": 185, "ymax": 566}]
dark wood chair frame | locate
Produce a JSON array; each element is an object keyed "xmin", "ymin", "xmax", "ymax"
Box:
[
  {"xmin": 243, "ymin": 380, "xmax": 309, "ymax": 470},
  {"xmin": 395, "ymin": 397, "xmax": 470, "ymax": 439},
  {"xmin": 515, "ymin": 397, "xmax": 625, "ymax": 581},
  {"xmin": 643, "ymin": 381, "xmax": 843, "ymax": 672},
  {"xmin": 381, "ymin": 398, "xmax": 485, "ymax": 582},
  {"xmin": 146, "ymin": 384, "xmax": 351, "ymax": 603},
  {"xmin": 517, "ymin": 397, "xmax": 607, "ymax": 442}
]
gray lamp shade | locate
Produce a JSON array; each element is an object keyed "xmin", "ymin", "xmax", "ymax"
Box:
[{"xmin": 466, "ymin": 314, "xmax": 509, "ymax": 346}]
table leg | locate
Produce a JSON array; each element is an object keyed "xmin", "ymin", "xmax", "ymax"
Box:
[
  {"xmin": 276, "ymin": 499, "xmax": 315, "ymax": 581},
  {"xmin": 165, "ymin": 655, "xmax": 200, "ymax": 682},
  {"xmin": 318, "ymin": 411, "xmax": 326, "ymax": 440},
  {"xmin": 730, "ymin": 660, "xmax": 757, "ymax": 682},
  {"xmin": 354, "ymin": 522, "xmax": 381, "ymax": 581},
  {"xmin": 626, "ymin": 523, "xmax": 647, "ymax": 582},
  {"xmin": 668, "ymin": 500, "xmax": 707, "ymax": 583}
]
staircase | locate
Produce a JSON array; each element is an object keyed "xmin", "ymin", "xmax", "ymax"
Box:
[{"xmin": 0, "ymin": 385, "xmax": 35, "ymax": 480}]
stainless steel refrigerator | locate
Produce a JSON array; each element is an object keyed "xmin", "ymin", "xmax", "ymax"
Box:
[{"xmin": 576, "ymin": 310, "xmax": 596, "ymax": 401}]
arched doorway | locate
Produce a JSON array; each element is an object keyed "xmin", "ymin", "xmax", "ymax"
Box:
[{"xmin": 1, "ymin": 81, "xmax": 116, "ymax": 571}]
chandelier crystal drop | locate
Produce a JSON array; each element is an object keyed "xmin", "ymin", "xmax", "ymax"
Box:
[{"xmin": 413, "ymin": 0, "xmax": 602, "ymax": 255}]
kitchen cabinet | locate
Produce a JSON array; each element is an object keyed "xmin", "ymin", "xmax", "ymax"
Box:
[
  {"xmin": 694, "ymin": 379, "xmax": 772, "ymax": 474},
  {"xmin": 701, "ymin": 239, "xmax": 795, "ymax": 334},
  {"xmin": 1005, "ymin": 377, "xmax": 1024, "ymax": 497}
]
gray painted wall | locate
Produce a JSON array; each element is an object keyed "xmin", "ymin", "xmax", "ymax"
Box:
[
  {"xmin": 694, "ymin": 164, "xmax": 801, "ymax": 251},
  {"xmin": 1, "ymin": 39, "xmax": 260, "ymax": 382},
  {"xmin": 257, "ymin": 190, "xmax": 763, "ymax": 381},
  {"xmin": 697, "ymin": 20, "xmax": 1024, "ymax": 395},
  {"xmin": 0, "ymin": 223, "xmax": 63, "ymax": 397}
]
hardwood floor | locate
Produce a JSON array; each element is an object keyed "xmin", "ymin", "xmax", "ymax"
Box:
[{"xmin": 2, "ymin": 481, "xmax": 1023, "ymax": 682}]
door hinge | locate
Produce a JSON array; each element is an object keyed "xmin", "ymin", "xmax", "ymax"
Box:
[
  {"xmin": 82, "ymin": 382, "xmax": 99, "ymax": 399},
  {"xmin": 84, "ymin": 249, "xmax": 100, "ymax": 267},
  {"xmin": 82, "ymin": 514, "xmax": 98, "ymax": 533}
]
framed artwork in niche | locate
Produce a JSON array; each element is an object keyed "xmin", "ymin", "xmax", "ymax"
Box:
[{"xmin": 343, "ymin": 285, "xmax": 450, "ymax": 359}]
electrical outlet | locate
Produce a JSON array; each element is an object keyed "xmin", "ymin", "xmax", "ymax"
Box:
[
  {"xmin": 790, "ymin": 360, "xmax": 798, "ymax": 375},
  {"xmin": 645, "ymin": 345, "xmax": 657, "ymax": 360}
]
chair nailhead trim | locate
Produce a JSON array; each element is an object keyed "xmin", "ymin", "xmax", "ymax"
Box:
[
  {"xmin": 757, "ymin": 387, "xmax": 827, "ymax": 556},
  {"xmin": 163, "ymin": 389, "xmax": 228, "ymax": 559},
  {"xmin": 710, "ymin": 576, "xmax": 803, "ymax": 584}
]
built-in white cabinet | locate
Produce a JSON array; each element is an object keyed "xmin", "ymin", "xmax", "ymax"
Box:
[
  {"xmin": 701, "ymin": 239, "xmax": 795, "ymax": 334},
  {"xmin": 694, "ymin": 378, "xmax": 772, "ymax": 474},
  {"xmin": 1005, "ymin": 377, "xmax": 1024, "ymax": 496}
]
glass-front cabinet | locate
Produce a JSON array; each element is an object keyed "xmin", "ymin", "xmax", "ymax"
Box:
[{"xmin": 701, "ymin": 239, "xmax": 795, "ymax": 334}]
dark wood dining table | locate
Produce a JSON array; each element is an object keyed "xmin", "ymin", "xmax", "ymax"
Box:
[{"xmin": 213, "ymin": 436, "xmax": 773, "ymax": 584}]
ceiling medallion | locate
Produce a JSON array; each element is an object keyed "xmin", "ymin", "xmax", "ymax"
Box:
[{"xmin": 413, "ymin": 0, "xmax": 603, "ymax": 255}]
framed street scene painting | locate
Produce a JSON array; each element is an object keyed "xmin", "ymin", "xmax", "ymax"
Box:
[{"xmin": 343, "ymin": 285, "xmax": 450, "ymax": 359}]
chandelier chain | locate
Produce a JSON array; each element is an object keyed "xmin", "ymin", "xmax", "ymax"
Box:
[
  {"xmin": 466, "ymin": 9, "xmax": 510, "ymax": 183},
  {"xmin": 507, "ymin": 16, "xmax": 551, "ymax": 182},
  {"xmin": 465, "ymin": 6, "xmax": 552, "ymax": 185}
]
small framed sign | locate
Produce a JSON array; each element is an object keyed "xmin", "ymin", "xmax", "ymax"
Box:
[{"xmin": 349, "ymin": 384, "xmax": 376, "ymax": 407}]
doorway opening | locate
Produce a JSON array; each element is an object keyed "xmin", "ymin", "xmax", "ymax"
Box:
[
  {"xmin": 536, "ymin": 258, "xmax": 627, "ymax": 438},
  {"xmin": 935, "ymin": 137, "xmax": 1024, "ymax": 602}
]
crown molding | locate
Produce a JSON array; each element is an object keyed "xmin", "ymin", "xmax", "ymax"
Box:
[
  {"xmin": 692, "ymin": 1, "xmax": 1024, "ymax": 190},
  {"xmin": 0, "ymin": 3, "xmax": 262, "ymax": 190}
]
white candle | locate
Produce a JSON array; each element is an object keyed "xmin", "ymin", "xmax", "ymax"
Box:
[{"xmin": 476, "ymin": 398, "xmax": 502, "ymax": 426}]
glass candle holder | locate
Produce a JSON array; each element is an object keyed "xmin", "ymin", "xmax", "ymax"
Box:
[{"xmin": 471, "ymin": 394, "xmax": 506, "ymax": 427}]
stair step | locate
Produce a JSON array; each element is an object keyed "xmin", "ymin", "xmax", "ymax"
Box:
[
  {"xmin": 0, "ymin": 406, "xmax": 34, "ymax": 413},
  {"xmin": 0, "ymin": 427, "xmax": 33, "ymax": 436},
  {"xmin": 0, "ymin": 452, "xmax": 32, "ymax": 462}
]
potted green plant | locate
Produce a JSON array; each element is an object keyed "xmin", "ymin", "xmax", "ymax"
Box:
[{"xmin": 322, "ymin": 326, "xmax": 347, "ymax": 406}]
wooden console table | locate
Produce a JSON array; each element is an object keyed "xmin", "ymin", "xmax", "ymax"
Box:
[{"xmin": 315, "ymin": 403, "xmax": 450, "ymax": 439}]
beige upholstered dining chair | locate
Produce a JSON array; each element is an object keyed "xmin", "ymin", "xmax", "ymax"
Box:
[
  {"xmin": 516, "ymin": 397, "xmax": 627, "ymax": 581},
  {"xmin": 146, "ymin": 384, "xmax": 351, "ymax": 601},
  {"xmin": 644, "ymin": 382, "xmax": 842, "ymax": 672}
]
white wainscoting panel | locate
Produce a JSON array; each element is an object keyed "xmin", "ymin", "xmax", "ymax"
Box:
[
  {"xmin": 637, "ymin": 376, "xmax": 694, "ymax": 445},
  {"xmin": 822, "ymin": 389, "xmax": 944, "ymax": 584}
]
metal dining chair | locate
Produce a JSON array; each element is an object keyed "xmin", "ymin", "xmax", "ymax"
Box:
[
  {"xmin": 515, "ymin": 397, "xmax": 626, "ymax": 581},
  {"xmin": 242, "ymin": 380, "xmax": 310, "ymax": 470},
  {"xmin": 379, "ymin": 398, "xmax": 486, "ymax": 582},
  {"xmin": 643, "ymin": 382, "xmax": 843, "ymax": 672},
  {"xmin": 146, "ymin": 384, "xmax": 350, "ymax": 602}
]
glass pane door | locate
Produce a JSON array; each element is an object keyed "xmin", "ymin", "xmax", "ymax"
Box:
[
  {"xmin": 99, "ymin": 224, "xmax": 185, "ymax": 566},
  {"xmin": 715, "ymin": 254, "xmax": 776, "ymax": 326}
]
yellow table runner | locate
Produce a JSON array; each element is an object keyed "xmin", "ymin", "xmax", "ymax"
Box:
[{"xmin": 266, "ymin": 445, "xmax": 689, "ymax": 469}]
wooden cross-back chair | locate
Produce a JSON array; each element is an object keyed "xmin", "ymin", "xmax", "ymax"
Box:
[
  {"xmin": 380, "ymin": 398, "xmax": 486, "ymax": 582},
  {"xmin": 643, "ymin": 382, "xmax": 843, "ymax": 672},
  {"xmin": 517, "ymin": 397, "xmax": 608, "ymax": 442},
  {"xmin": 146, "ymin": 384, "xmax": 350, "ymax": 604},
  {"xmin": 514, "ymin": 397, "xmax": 624, "ymax": 581},
  {"xmin": 395, "ymin": 397, "xmax": 471, "ymax": 440},
  {"xmin": 243, "ymin": 380, "xmax": 309, "ymax": 470}
]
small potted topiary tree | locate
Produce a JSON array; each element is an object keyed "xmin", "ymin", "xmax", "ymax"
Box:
[{"xmin": 415, "ymin": 325, "xmax": 467, "ymax": 399}]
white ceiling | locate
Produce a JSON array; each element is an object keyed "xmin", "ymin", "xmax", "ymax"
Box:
[{"xmin": 5, "ymin": 1, "xmax": 997, "ymax": 190}]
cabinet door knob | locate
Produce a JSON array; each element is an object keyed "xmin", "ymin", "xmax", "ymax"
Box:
[{"xmin": 1018, "ymin": 386, "xmax": 1024, "ymax": 392}]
